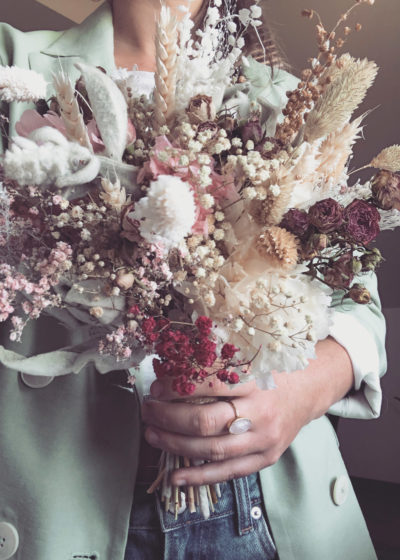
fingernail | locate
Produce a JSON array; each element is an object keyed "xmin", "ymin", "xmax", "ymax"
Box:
[
  {"xmin": 146, "ymin": 429, "xmax": 159, "ymax": 446},
  {"xmin": 150, "ymin": 381, "xmax": 163, "ymax": 399}
]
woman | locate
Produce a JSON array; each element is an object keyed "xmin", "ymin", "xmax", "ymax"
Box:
[{"xmin": 0, "ymin": 1, "xmax": 386, "ymax": 559}]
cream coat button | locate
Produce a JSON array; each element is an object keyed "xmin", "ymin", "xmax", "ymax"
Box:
[
  {"xmin": 332, "ymin": 475, "xmax": 349, "ymax": 506},
  {"xmin": 20, "ymin": 373, "xmax": 54, "ymax": 389},
  {"xmin": 0, "ymin": 522, "xmax": 19, "ymax": 559}
]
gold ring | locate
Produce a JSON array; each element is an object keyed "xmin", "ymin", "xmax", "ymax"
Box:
[{"xmin": 224, "ymin": 399, "xmax": 252, "ymax": 435}]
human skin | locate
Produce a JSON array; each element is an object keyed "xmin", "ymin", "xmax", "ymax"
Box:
[
  {"xmin": 113, "ymin": 0, "xmax": 355, "ymax": 486},
  {"xmin": 142, "ymin": 337, "xmax": 353, "ymax": 486},
  {"xmin": 112, "ymin": 0, "xmax": 204, "ymax": 71}
]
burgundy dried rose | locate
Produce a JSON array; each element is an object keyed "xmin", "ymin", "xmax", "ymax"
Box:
[
  {"xmin": 281, "ymin": 209, "xmax": 310, "ymax": 237},
  {"xmin": 308, "ymin": 198, "xmax": 344, "ymax": 233},
  {"xmin": 348, "ymin": 284, "xmax": 371, "ymax": 304},
  {"xmin": 186, "ymin": 94, "xmax": 216, "ymax": 124},
  {"xmin": 371, "ymin": 170, "xmax": 400, "ymax": 211},
  {"xmin": 323, "ymin": 252, "xmax": 354, "ymax": 289},
  {"xmin": 344, "ymin": 199, "xmax": 380, "ymax": 245},
  {"xmin": 241, "ymin": 117, "xmax": 264, "ymax": 145}
]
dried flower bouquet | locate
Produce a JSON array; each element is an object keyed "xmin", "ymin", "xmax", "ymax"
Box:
[{"xmin": 0, "ymin": 0, "xmax": 399, "ymax": 517}]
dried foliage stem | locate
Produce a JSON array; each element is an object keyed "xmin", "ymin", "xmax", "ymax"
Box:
[
  {"xmin": 153, "ymin": 5, "xmax": 178, "ymax": 130},
  {"xmin": 53, "ymin": 72, "xmax": 93, "ymax": 151}
]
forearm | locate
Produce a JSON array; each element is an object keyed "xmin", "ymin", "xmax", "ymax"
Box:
[{"xmin": 273, "ymin": 336, "xmax": 354, "ymax": 425}]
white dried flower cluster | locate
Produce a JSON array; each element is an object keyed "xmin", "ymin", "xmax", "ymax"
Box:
[
  {"xmin": 209, "ymin": 267, "xmax": 332, "ymax": 388},
  {"xmin": 225, "ymin": 151, "xmax": 285, "ymax": 201},
  {"xmin": 132, "ymin": 175, "xmax": 196, "ymax": 249},
  {"xmin": 174, "ymin": 2, "xmax": 260, "ymax": 112},
  {"xmin": 0, "ymin": 65, "xmax": 47, "ymax": 102}
]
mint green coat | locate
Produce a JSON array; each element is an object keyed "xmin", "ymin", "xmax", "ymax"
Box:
[{"xmin": 0, "ymin": 5, "xmax": 387, "ymax": 560}]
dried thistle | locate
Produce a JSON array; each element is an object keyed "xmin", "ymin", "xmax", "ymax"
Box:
[
  {"xmin": 256, "ymin": 226, "xmax": 299, "ymax": 270},
  {"xmin": 53, "ymin": 72, "xmax": 92, "ymax": 151},
  {"xmin": 370, "ymin": 145, "xmax": 400, "ymax": 173},
  {"xmin": 303, "ymin": 58, "xmax": 378, "ymax": 142},
  {"xmin": 153, "ymin": 5, "xmax": 178, "ymax": 130}
]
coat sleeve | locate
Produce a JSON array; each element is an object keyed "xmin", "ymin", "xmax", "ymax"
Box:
[{"xmin": 327, "ymin": 271, "xmax": 387, "ymax": 419}]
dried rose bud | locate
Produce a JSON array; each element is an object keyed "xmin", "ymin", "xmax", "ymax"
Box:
[
  {"xmin": 116, "ymin": 271, "xmax": 135, "ymax": 290},
  {"xmin": 241, "ymin": 117, "xmax": 264, "ymax": 145},
  {"xmin": 371, "ymin": 170, "xmax": 400, "ymax": 211},
  {"xmin": 323, "ymin": 253, "xmax": 354, "ymax": 289},
  {"xmin": 217, "ymin": 115, "xmax": 236, "ymax": 132},
  {"xmin": 348, "ymin": 284, "xmax": 371, "ymax": 304},
  {"xmin": 197, "ymin": 120, "xmax": 219, "ymax": 138},
  {"xmin": 361, "ymin": 248, "xmax": 383, "ymax": 271},
  {"xmin": 186, "ymin": 94, "xmax": 216, "ymax": 124}
]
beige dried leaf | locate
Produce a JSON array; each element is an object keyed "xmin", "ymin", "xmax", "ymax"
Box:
[
  {"xmin": 154, "ymin": 5, "xmax": 178, "ymax": 129},
  {"xmin": 370, "ymin": 145, "xmax": 400, "ymax": 173},
  {"xmin": 303, "ymin": 58, "xmax": 378, "ymax": 143},
  {"xmin": 53, "ymin": 71, "xmax": 92, "ymax": 151}
]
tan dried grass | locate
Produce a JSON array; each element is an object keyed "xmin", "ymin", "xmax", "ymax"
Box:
[
  {"xmin": 53, "ymin": 72, "xmax": 92, "ymax": 151},
  {"xmin": 370, "ymin": 145, "xmax": 400, "ymax": 173},
  {"xmin": 303, "ymin": 58, "xmax": 378, "ymax": 143}
]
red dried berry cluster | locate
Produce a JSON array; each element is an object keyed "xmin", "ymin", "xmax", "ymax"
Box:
[{"xmin": 142, "ymin": 316, "xmax": 240, "ymax": 395}]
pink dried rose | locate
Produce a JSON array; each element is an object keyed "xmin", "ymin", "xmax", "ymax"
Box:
[
  {"xmin": 344, "ymin": 199, "xmax": 380, "ymax": 245},
  {"xmin": 308, "ymin": 198, "xmax": 344, "ymax": 233}
]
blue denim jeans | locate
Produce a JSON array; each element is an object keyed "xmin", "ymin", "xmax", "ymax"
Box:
[{"xmin": 124, "ymin": 472, "xmax": 278, "ymax": 560}]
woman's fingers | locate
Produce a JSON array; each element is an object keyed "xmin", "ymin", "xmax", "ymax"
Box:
[
  {"xmin": 144, "ymin": 424, "xmax": 263, "ymax": 462},
  {"xmin": 169, "ymin": 453, "xmax": 271, "ymax": 487},
  {"xmin": 142, "ymin": 398, "xmax": 241, "ymax": 436}
]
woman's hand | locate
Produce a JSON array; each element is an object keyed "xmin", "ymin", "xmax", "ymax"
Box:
[{"xmin": 141, "ymin": 337, "xmax": 354, "ymax": 487}]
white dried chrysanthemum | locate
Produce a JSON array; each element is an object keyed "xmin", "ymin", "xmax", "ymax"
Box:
[
  {"xmin": 0, "ymin": 66, "xmax": 47, "ymax": 102},
  {"xmin": 132, "ymin": 175, "xmax": 196, "ymax": 249}
]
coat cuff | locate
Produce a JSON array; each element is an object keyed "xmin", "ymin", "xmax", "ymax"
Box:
[{"xmin": 327, "ymin": 311, "xmax": 382, "ymax": 419}]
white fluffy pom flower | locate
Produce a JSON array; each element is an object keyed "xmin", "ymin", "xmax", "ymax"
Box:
[
  {"xmin": 0, "ymin": 66, "xmax": 47, "ymax": 103},
  {"xmin": 132, "ymin": 175, "xmax": 196, "ymax": 249}
]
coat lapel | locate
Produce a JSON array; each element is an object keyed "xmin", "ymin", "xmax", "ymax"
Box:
[{"xmin": 28, "ymin": 2, "xmax": 115, "ymax": 88}]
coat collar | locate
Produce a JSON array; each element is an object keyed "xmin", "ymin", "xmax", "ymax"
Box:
[{"xmin": 28, "ymin": 3, "xmax": 116, "ymax": 86}]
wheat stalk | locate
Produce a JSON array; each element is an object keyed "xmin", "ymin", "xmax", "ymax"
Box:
[
  {"xmin": 153, "ymin": 5, "xmax": 178, "ymax": 130},
  {"xmin": 53, "ymin": 72, "xmax": 92, "ymax": 151},
  {"xmin": 370, "ymin": 145, "xmax": 400, "ymax": 173},
  {"xmin": 303, "ymin": 58, "xmax": 378, "ymax": 143}
]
